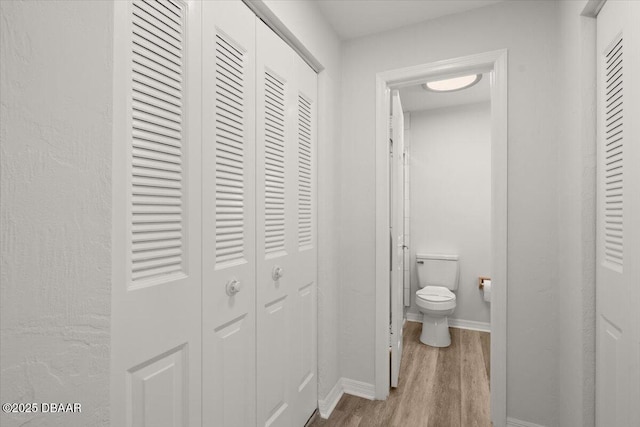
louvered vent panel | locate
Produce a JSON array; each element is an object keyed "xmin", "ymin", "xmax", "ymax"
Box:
[
  {"xmin": 264, "ymin": 71, "xmax": 286, "ymax": 254},
  {"xmin": 604, "ymin": 36, "xmax": 624, "ymax": 266},
  {"xmin": 130, "ymin": 0, "xmax": 185, "ymax": 282},
  {"xmin": 298, "ymin": 95, "xmax": 313, "ymax": 249},
  {"xmin": 215, "ymin": 34, "xmax": 246, "ymax": 265}
]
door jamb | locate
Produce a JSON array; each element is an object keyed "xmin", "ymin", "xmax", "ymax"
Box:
[{"xmin": 374, "ymin": 49, "xmax": 508, "ymax": 427}]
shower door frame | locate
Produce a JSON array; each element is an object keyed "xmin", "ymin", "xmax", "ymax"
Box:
[{"xmin": 373, "ymin": 50, "xmax": 508, "ymax": 427}]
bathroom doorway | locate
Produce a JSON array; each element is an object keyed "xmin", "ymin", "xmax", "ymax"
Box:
[{"xmin": 374, "ymin": 50, "xmax": 508, "ymax": 426}]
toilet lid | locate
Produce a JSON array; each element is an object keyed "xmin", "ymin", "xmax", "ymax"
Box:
[{"xmin": 416, "ymin": 286, "xmax": 455, "ymax": 302}]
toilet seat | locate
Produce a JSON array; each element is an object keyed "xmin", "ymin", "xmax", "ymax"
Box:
[
  {"xmin": 416, "ymin": 286, "xmax": 456, "ymax": 311},
  {"xmin": 417, "ymin": 286, "xmax": 455, "ymax": 301}
]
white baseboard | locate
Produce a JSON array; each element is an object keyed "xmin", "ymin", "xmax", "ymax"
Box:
[
  {"xmin": 449, "ymin": 318, "xmax": 491, "ymax": 332},
  {"xmin": 318, "ymin": 379, "xmax": 344, "ymax": 419},
  {"xmin": 405, "ymin": 312, "xmax": 422, "ymax": 322},
  {"xmin": 507, "ymin": 417, "xmax": 547, "ymax": 427},
  {"xmin": 317, "ymin": 377, "xmax": 375, "ymax": 419},
  {"xmin": 341, "ymin": 378, "xmax": 376, "ymax": 400},
  {"xmin": 404, "ymin": 312, "xmax": 491, "ymax": 332}
]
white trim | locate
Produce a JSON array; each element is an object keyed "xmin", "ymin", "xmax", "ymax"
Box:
[
  {"xmin": 490, "ymin": 49, "xmax": 509, "ymax": 427},
  {"xmin": 341, "ymin": 378, "xmax": 376, "ymax": 401},
  {"xmin": 449, "ymin": 319, "xmax": 491, "ymax": 333},
  {"xmin": 405, "ymin": 312, "xmax": 423, "ymax": 323},
  {"xmin": 375, "ymin": 50, "xmax": 508, "ymax": 427},
  {"xmin": 318, "ymin": 379, "xmax": 344, "ymax": 419},
  {"xmin": 317, "ymin": 378, "xmax": 376, "ymax": 419},
  {"xmin": 581, "ymin": 0, "xmax": 607, "ymax": 18},
  {"xmin": 374, "ymin": 73, "xmax": 391, "ymax": 400},
  {"xmin": 241, "ymin": 0, "xmax": 323, "ymax": 72},
  {"xmin": 506, "ymin": 417, "xmax": 547, "ymax": 427},
  {"xmin": 404, "ymin": 313, "xmax": 491, "ymax": 332}
]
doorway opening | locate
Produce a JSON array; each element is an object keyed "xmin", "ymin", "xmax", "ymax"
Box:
[{"xmin": 374, "ymin": 50, "xmax": 508, "ymax": 426}]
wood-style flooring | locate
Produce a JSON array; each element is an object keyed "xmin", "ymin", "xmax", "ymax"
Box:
[{"xmin": 308, "ymin": 321, "xmax": 491, "ymax": 427}]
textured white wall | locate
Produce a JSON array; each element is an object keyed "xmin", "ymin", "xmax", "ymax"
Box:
[
  {"xmin": 0, "ymin": 1, "xmax": 113, "ymax": 426},
  {"xmin": 260, "ymin": 0, "xmax": 343, "ymax": 400},
  {"xmin": 407, "ymin": 103, "xmax": 491, "ymax": 325},
  {"xmin": 339, "ymin": 1, "xmax": 560, "ymax": 425},
  {"xmin": 556, "ymin": 1, "xmax": 596, "ymax": 426}
]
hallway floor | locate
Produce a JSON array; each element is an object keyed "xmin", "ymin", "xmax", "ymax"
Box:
[{"xmin": 309, "ymin": 321, "xmax": 491, "ymax": 427}]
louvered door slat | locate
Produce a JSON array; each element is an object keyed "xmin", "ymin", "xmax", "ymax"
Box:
[
  {"xmin": 133, "ymin": 99, "xmax": 181, "ymax": 124},
  {"xmin": 214, "ymin": 33, "xmax": 247, "ymax": 266},
  {"xmin": 133, "ymin": 109, "xmax": 182, "ymax": 133},
  {"xmin": 132, "ymin": 7, "xmax": 182, "ymax": 53},
  {"xmin": 132, "ymin": 6, "xmax": 182, "ymax": 41},
  {"xmin": 263, "ymin": 71, "xmax": 286, "ymax": 254},
  {"xmin": 132, "ymin": 52, "xmax": 182, "ymax": 84},
  {"xmin": 603, "ymin": 36, "xmax": 624, "ymax": 265},
  {"xmin": 133, "ymin": 81, "xmax": 182, "ymax": 110},
  {"xmin": 297, "ymin": 95, "xmax": 313, "ymax": 249},
  {"xmin": 130, "ymin": 0, "xmax": 185, "ymax": 283}
]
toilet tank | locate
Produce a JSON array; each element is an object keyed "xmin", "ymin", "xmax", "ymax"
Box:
[{"xmin": 416, "ymin": 254, "xmax": 459, "ymax": 291}]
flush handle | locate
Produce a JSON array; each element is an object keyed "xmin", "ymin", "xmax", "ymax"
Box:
[
  {"xmin": 226, "ymin": 279, "xmax": 241, "ymax": 296},
  {"xmin": 272, "ymin": 266, "xmax": 284, "ymax": 281},
  {"xmin": 417, "ymin": 260, "xmax": 424, "ymax": 264}
]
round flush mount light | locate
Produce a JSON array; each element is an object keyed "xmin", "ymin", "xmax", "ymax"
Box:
[{"xmin": 422, "ymin": 74, "xmax": 482, "ymax": 92}]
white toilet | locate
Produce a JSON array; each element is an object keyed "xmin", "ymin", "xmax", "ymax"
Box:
[{"xmin": 415, "ymin": 253, "xmax": 459, "ymax": 347}]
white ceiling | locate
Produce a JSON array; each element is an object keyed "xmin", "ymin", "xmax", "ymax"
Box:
[
  {"xmin": 398, "ymin": 73, "xmax": 490, "ymax": 113},
  {"xmin": 315, "ymin": 0, "xmax": 504, "ymax": 40}
]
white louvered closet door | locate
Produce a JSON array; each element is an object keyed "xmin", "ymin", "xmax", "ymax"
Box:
[
  {"xmin": 596, "ymin": 2, "xmax": 640, "ymax": 426},
  {"xmin": 111, "ymin": 1, "xmax": 202, "ymax": 426},
  {"xmin": 289, "ymin": 50, "xmax": 319, "ymax": 427},
  {"xmin": 202, "ymin": 1, "xmax": 257, "ymax": 427},
  {"xmin": 256, "ymin": 20, "xmax": 318, "ymax": 427}
]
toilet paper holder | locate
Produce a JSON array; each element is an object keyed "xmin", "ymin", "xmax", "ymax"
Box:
[{"xmin": 478, "ymin": 276, "xmax": 491, "ymax": 289}]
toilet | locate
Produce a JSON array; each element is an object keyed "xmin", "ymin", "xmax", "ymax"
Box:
[{"xmin": 415, "ymin": 253, "xmax": 459, "ymax": 347}]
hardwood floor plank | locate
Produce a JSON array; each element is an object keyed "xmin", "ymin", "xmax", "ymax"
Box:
[
  {"xmin": 350, "ymin": 396, "xmax": 396, "ymax": 427},
  {"xmin": 460, "ymin": 329, "xmax": 492, "ymax": 427},
  {"xmin": 316, "ymin": 408, "xmax": 362, "ymax": 427},
  {"xmin": 479, "ymin": 331, "xmax": 491, "ymax": 384},
  {"xmin": 427, "ymin": 327, "xmax": 462, "ymax": 427},
  {"xmin": 390, "ymin": 322, "xmax": 438, "ymax": 426}
]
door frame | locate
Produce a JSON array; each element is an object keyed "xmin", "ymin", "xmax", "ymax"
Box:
[{"xmin": 374, "ymin": 50, "xmax": 508, "ymax": 426}]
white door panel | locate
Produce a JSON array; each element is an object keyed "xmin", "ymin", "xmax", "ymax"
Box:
[
  {"xmin": 256, "ymin": 19, "xmax": 318, "ymax": 427},
  {"xmin": 596, "ymin": 2, "xmax": 640, "ymax": 426},
  {"xmin": 256, "ymin": 20, "xmax": 295, "ymax": 427},
  {"xmin": 390, "ymin": 91, "xmax": 405, "ymax": 388},
  {"xmin": 202, "ymin": 1, "xmax": 257, "ymax": 426},
  {"xmin": 112, "ymin": 1, "xmax": 202, "ymax": 425},
  {"xmin": 291, "ymin": 53, "xmax": 318, "ymax": 427}
]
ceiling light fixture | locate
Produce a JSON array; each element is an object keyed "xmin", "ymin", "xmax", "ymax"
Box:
[{"xmin": 422, "ymin": 74, "xmax": 482, "ymax": 92}]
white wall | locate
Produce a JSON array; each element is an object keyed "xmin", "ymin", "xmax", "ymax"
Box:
[
  {"xmin": 0, "ymin": 1, "xmax": 113, "ymax": 426},
  {"xmin": 258, "ymin": 0, "xmax": 343, "ymax": 401},
  {"xmin": 407, "ymin": 103, "xmax": 491, "ymax": 325},
  {"xmin": 556, "ymin": 1, "xmax": 597, "ymax": 426},
  {"xmin": 339, "ymin": 1, "xmax": 560, "ymax": 425}
]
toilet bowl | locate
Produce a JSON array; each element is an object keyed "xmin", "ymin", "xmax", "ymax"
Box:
[
  {"xmin": 415, "ymin": 286, "xmax": 456, "ymax": 347},
  {"xmin": 415, "ymin": 254, "xmax": 459, "ymax": 348}
]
